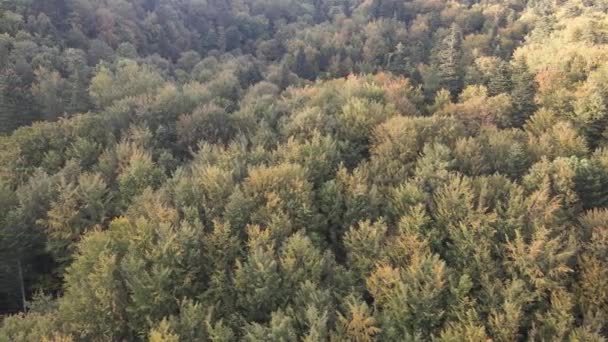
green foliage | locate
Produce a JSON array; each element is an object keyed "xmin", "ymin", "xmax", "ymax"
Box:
[
  {"xmin": 333, "ymin": 295, "xmax": 380, "ymax": 342},
  {"xmin": 488, "ymin": 61, "xmax": 513, "ymax": 97},
  {"xmin": 234, "ymin": 226, "xmax": 282, "ymax": 322},
  {"xmin": 436, "ymin": 24, "xmax": 464, "ymax": 98},
  {"xmin": 117, "ymin": 144, "xmax": 164, "ymax": 207},
  {"xmin": 43, "ymin": 172, "xmax": 109, "ymax": 267},
  {"xmin": 3, "ymin": 0, "xmax": 608, "ymax": 340},
  {"xmin": 0, "ymin": 312, "xmax": 66, "ymax": 342},
  {"xmin": 511, "ymin": 59, "xmax": 537, "ymax": 127},
  {"xmin": 243, "ymin": 309, "xmax": 298, "ymax": 342},
  {"xmin": 89, "ymin": 59, "xmax": 164, "ymax": 109}
]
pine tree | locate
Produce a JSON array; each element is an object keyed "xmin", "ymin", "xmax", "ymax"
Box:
[
  {"xmin": 574, "ymin": 159, "xmax": 608, "ymax": 209},
  {"xmin": 437, "ymin": 310, "xmax": 490, "ymax": 342},
  {"xmin": 387, "ymin": 42, "xmax": 414, "ymax": 77},
  {"xmin": 0, "ymin": 68, "xmax": 18, "ymax": 133},
  {"xmin": 149, "ymin": 320, "xmax": 180, "ymax": 342},
  {"xmin": 243, "ymin": 310, "xmax": 298, "ymax": 342},
  {"xmin": 488, "ymin": 61, "xmax": 512, "ymax": 96},
  {"xmin": 234, "ymin": 226, "xmax": 283, "ymax": 322},
  {"xmin": 511, "ymin": 60, "xmax": 537, "ymax": 127},
  {"xmin": 437, "ymin": 24, "xmax": 463, "ymax": 99},
  {"xmin": 64, "ymin": 49, "xmax": 90, "ymax": 114},
  {"xmin": 302, "ymin": 305, "xmax": 330, "ymax": 342},
  {"xmin": 334, "ymin": 295, "xmax": 380, "ymax": 342},
  {"xmin": 293, "ymin": 46, "xmax": 315, "ymax": 80},
  {"xmin": 0, "ymin": 68, "xmax": 36, "ymax": 132},
  {"xmin": 32, "ymin": 68, "xmax": 67, "ymax": 120}
]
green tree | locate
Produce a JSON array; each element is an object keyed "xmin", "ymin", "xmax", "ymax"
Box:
[
  {"xmin": 488, "ymin": 61, "xmax": 512, "ymax": 96},
  {"xmin": 234, "ymin": 226, "xmax": 282, "ymax": 322},
  {"xmin": 511, "ymin": 59, "xmax": 537, "ymax": 127},
  {"xmin": 31, "ymin": 67, "xmax": 67, "ymax": 120},
  {"xmin": 333, "ymin": 295, "xmax": 380, "ymax": 342},
  {"xmin": 117, "ymin": 145, "xmax": 164, "ymax": 207},
  {"xmin": 64, "ymin": 49, "xmax": 91, "ymax": 114},
  {"xmin": 43, "ymin": 172, "xmax": 109, "ymax": 268},
  {"xmin": 436, "ymin": 24, "xmax": 463, "ymax": 98},
  {"xmin": 293, "ymin": 46, "xmax": 315, "ymax": 80},
  {"xmin": 0, "ymin": 68, "xmax": 36, "ymax": 133},
  {"xmin": 89, "ymin": 59, "xmax": 164, "ymax": 109},
  {"xmin": 574, "ymin": 159, "xmax": 608, "ymax": 210}
]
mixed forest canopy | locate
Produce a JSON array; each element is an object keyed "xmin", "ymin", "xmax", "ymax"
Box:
[{"xmin": 2, "ymin": 0, "xmax": 608, "ymax": 340}]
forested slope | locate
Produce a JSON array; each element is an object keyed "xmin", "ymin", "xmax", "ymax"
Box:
[{"xmin": 2, "ymin": 0, "xmax": 608, "ymax": 340}]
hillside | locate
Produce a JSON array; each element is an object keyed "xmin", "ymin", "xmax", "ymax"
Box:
[{"xmin": 2, "ymin": 0, "xmax": 608, "ymax": 340}]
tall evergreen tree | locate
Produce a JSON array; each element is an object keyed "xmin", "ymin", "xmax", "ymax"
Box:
[
  {"xmin": 0, "ymin": 69, "xmax": 18, "ymax": 133},
  {"xmin": 293, "ymin": 46, "xmax": 315, "ymax": 80},
  {"xmin": 64, "ymin": 49, "xmax": 91, "ymax": 114},
  {"xmin": 574, "ymin": 159, "xmax": 608, "ymax": 210},
  {"xmin": 0, "ymin": 68, "xmax": 36, "ymax": 133},
  {"xmin": 488, "ymin": 61, "xmax": 513, "ymax": 96},
  {"xmin": 511, "ymin": 59, "xmax": 537, "ymax": 127},
  {"xmin": 436, "ymin": 24, "xmax": 463, "ymax": 99}
]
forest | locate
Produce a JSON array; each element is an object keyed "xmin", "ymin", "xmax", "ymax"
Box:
[{"xmin": 2, "ymin": 0, "xmax": 608, "ymax": 340}]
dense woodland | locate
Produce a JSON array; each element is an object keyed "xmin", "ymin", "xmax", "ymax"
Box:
[{"xmin": 2, "ymin": 0, "xmax": 608, "ymax": 340}]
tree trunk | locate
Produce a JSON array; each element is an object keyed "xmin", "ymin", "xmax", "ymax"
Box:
[{"xmin": 17, "ymin": 258, "xmax": 26, "ymax": 313}]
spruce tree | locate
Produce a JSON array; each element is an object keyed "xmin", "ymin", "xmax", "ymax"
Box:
[
  {"xmin": 437, "ymin": 24, "xmax": 463, "ymax": 99},
  {"xmin": 488, "ymin": 61, "xmax": 513, "ymax": 96},
  {"xmin": 0, "ymin": 68, "xmax": 36, "ymax": 132},
  {"xmin": 387, "ymin": 42, "xmax": 414, "ymax": 77},
  {"xmin": 0, "ymin": 69, "xmax": 18, "ymax": 133},
  {"xmin": 574, "ymin": 159, "xmax": 608, "ymax": 209},
  {"xmin": 64, "ymin": 49, "xmax": 91, "ymax": 114},
  {"xmin": 293, "ymin": 46, "xmax": 315, "ymax": 80},
  {"xmin": 511, "ymin": 60, "xmax": 537, "ymax": 127}
]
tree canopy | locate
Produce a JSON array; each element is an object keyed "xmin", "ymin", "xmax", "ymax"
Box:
[{"xmin": 2, "ymin": 0, "xmax": 608, "ymax": 341}]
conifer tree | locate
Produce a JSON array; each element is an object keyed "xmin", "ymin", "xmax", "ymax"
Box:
[
  {"xmin": 334, "ymin": 295, "xmax": 380, "ymax": 342},
  {"xmin": 574, "ymin": 159, "xmax": 608, "ymax": 209},
  {"xmin": 64, "ymin": 49, "xmax": 90, "ymax": 114},
  {"xmin": 293, "ymin": 46, "xmax": 315, "ymax": 80},
  {"xmin": 243, "ymin": 309, "xmax": 298, "ymax": 342},
  {"xmin": 0, "ymin": 68, "xmax": 35, "ymax": 132},
  {"xmin": 488, "ymin": 61, "xmax": 512, "ymax": 96},
  {"xmin": 4, "ymin": 1, "xmax": 608, "ymax": 339},
  {"xmin": 234, "ymin": 226, "xmax": 283, "ymax": 322},
  {"xmin": 511, "ymin": 59, "xmax": 537, "ymax": 127},
  {"xmin": 436, "ymin": 24, "xmax": 463, "ymax": 98}
]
